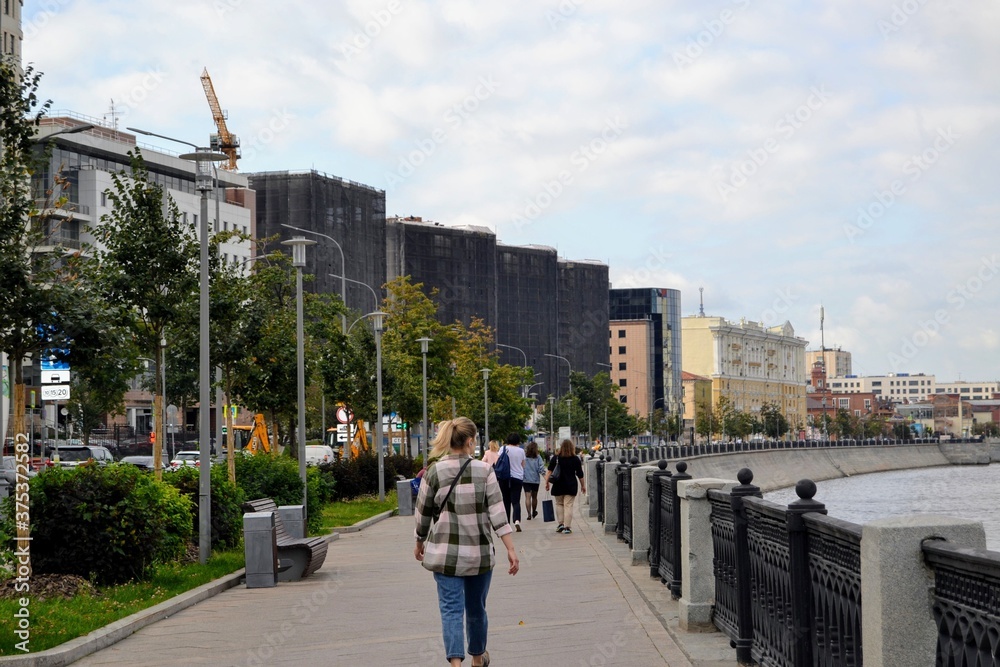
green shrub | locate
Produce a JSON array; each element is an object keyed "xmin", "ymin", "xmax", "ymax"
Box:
[
  {"xmin": 234, "ymin": 451, "xmax": 303, "ymax": 507},
  {"xmin": 0, "ymin": 463, "xmax": 192, "ymax": 585},
  {"xmin": 163, "ymin": 465, "xmax": 245, "ymax": 550},
  {"xmin": 318, "ymin": 452, "xmax": 416, "ymax": 501}
]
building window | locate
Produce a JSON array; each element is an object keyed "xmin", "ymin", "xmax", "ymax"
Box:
[
  {"xmin": 864, "ymin": 398, "xmax": 871, "ymax": 409},
  {"xmin": 839, "ymin": 398, "xmax": 849, "ymax": 409},
  {"xmin": 618, "ymin": 362, "xmax": 626, "ymax": 371},
  {"xmin": 619, "ymin": 379, "xmax": 627, "ymax": 387},
  {"xmin": 618, "ymin": 329, "xmax": 626, "ymax": 338},
  {"xmin": 100, "ymin": 192, "xmax": 107, "ymax": 207},
  {"xmin": 620, "ymin": 395, "xmax": 627, "ymax": 403},
  {"xmin": 618, "ymin": 346, "xmax": 626, "ymax": 354}
]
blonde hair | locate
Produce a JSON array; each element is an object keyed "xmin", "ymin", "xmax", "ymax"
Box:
[
  {"xmin": 488, "ymin": 440, "xmax": 500, "ymax": 453},
  {"xmin": 428, "ymin": 417, "xmax": 477, "ymax": 462}
]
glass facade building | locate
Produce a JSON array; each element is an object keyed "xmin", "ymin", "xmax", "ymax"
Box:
[{"xmin": 608, "ymin": 288, "xmax": 683, "ymax": 415}]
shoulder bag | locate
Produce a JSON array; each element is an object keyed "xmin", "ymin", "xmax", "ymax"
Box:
[{"xmin": 549, "ymin": 457, "xmax": 562, "ymax": 483}]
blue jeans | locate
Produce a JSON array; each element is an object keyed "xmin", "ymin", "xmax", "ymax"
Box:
[{"xmin": 433, "ymin": 570, "xmax": 493, "ymax": 660}]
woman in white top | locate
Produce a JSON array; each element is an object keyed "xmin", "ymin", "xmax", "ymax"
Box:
[{"xmin": 497, "ymin": 433, "xmax": 527, "ymax": 530}]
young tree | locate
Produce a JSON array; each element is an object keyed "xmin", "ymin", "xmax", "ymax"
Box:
[
  {"xmin": 84, "ymin": 150, "xmax": 200, "ymax": 477},
  {"xmin": 0, "ymin": 61, "xmax": 55, "ymax": 443}
]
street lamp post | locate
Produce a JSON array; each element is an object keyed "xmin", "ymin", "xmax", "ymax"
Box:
[
  {"xmin": 587, "ymin": 402, "xmax": 592, "ymax": 448},
  {"xmin": 371, "ymin": 311, "xmax": 388, "ymax": 501},
  {"xmin": 566, "ymin": 397, "xmax": 572, "ymax": 446},
  {"xmin": 418, "ymin": 337, "xmax": 432, "ymax": 462},
  {"xmin": 176, "ymin": 141, "xmax": 228, "ymax": 565},
  {"xmin": 604, "ymin": 405, "xmax": 608, "ymax": 448},
  {"xmin": 548, "ymin": 396, "xmax": 555, "ymax": 452},
  {"xmin": 328, "ymin": 273, "xmax": 379, "ymax": 312},
  {"xmin": 282, "ymin": 236, "xmax": 317, "ymax": 509},
  {"xmin": 160, "ymin": 336, "xmax": 166, "ymax": 474},
  {"xmin": 544, "ymin": 353, "xmax": 572, "ymax": 396},
  {"xmin": 482, "ymin": 368, "xmax": 491, "ymax": 449},
  {"xmin": 282, "ymin": 224, "xmax": 347, "ymax": 335}
]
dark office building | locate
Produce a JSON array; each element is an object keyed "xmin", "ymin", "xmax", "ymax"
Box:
[
  {"xmin": 386, "ymin": 217, "xmax": 497, "ymax": 330},
  {"xmin": 554, "ymin": 260, "xmax": 611, "ymax": 396},
  {"xmin": 386, "ymin": 220, "xmax": 610, "ymax": 403},
  {"xmin": 609, "ymin": 288, "xmax": 683, "ymax": 415},
  {"xmin": 248, "ymin": 170, "xmax": 386, "ymax": 314},
  {"xmin": 496, "ymin": 244, "xmax": 560, "ymax": 400}
]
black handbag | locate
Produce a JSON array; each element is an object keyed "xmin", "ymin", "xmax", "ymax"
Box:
[{"xmin": 549, "ymin": 458, "xmax": 562, "ymax": 483}]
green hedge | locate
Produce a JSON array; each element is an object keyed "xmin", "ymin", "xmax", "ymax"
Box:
[
  {"xmin": 1, "ymin": 463, "xmax": 192, "ymax": 585},
  {"xmin": 163, "ymin": 464, "xmax": 245, "ymax": 550},
  {"xmin": 318, "ymin": 452, "xmax": 415, "ymax": 501},
  {"xmin": 233, "ymin": 452, "xmax": 331, "ymax": 534}
]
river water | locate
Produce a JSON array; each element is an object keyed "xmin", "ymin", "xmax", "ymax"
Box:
[{"xmin": 765, "ymin": 464, "xmax": 1000, "ymax": 550}]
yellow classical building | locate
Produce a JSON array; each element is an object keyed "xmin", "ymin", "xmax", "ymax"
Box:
[{"xmin": 681, "ymin": 316, "xmax": 808, "ymax": 432}]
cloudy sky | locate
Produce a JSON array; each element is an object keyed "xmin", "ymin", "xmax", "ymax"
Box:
[{"xmin": 23, "ymin": 0, "xmax": 1000, "ymax": 382}]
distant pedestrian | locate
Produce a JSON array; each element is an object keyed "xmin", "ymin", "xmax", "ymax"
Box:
[
  {"xmin": 414, "ymin": 417, "xmax": 519, "ymax": 667},
  {"xmin": 498, "ymin": 433, "xmax": 527, "ymax": 531},
  {"xmin": 521, "ymin": 441, "xmax": 546, "ymax": 521},
  {"xmin": 545, "ymin": 438, "xmax": 586, "ymax": 534},
  {"xmin": 481, "ymin": 440, "xmax": 500, "ymax": 466}
]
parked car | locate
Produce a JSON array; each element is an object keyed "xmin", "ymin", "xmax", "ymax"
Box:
[
  {"xmin": 119, "ymin": 455, "xmax": 167, "ymax": 471},
  {"xmin": 169, "ymin": 451, "xmax": 204, "ymax": 471},
  {"xmin": 2, "ymin": 456, "xmax": 38, "ymax": 484},
  {"xmin": 45, "ymin": 445, "xmax": 114, "ymax": 467},
  {"xmin": 305, "ymin": 445, "xmax": 335, "ymax": 466}
]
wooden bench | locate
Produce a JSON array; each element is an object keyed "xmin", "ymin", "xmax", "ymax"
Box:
[{"xmin": 242, "ymin": 498, "xmax": 329, "ymax": 581}]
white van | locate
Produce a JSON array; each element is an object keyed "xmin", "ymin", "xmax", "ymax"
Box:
[{"xmin": 305, "ymin": 445, "xmax": 335, "ymax": 466}]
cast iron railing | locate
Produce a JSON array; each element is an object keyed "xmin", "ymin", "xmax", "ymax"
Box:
[
  {"xmin": 617, "ymin": 457, "xmax": 634, "ymax": 545},
  {"xmin": 709, "ymin": 473, "xmax": 863, "ymax": 667},
  {"xmin": 805, "ymin": 513, "xmax": 862, "ymax": 666},
  {"xmin": 648, "ymin": 461, "xmax": 672, "ymax": 578},
  {"xmin": 596, "ymin": 455, "xmax": 605, "ymax": 523},
  {"xmin": 923, "ymin": 539, "xmax": 1000, "ymax": 666}
]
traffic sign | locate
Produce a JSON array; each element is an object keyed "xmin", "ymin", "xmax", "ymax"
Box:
[
  {"xmin": 41, "ymin": 384, "xmax": 71, "ymax": 401},
  {"xmin": 40, "ymin": 352, "xmax": 70, "ymax": 372},
  {"xmin": 336, "ymin": 406, "xmax": 353, "ymax": 424},
  {"xmin": 42, "ymin": 370, "xmax": 70, "ymax": 384}
]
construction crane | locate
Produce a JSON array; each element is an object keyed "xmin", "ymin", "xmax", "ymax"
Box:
[{"xmin": 200, "ymin": 67, "xmax": 241, "ymax": 171}]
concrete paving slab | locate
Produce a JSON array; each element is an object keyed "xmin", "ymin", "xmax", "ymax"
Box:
[{"xmin": 66, "ymin": 501, "xmax": 736, "ymax": 666}]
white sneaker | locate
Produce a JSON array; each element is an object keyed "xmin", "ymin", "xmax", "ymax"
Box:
[{"xmin": 515, "ymin": 520, "xmax": 522, "ymax": 532}]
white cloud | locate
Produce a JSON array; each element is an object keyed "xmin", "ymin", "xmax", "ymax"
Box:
[{"xmin": 20, "ymin": 0, "xmax": 1000, "ymax": 381}]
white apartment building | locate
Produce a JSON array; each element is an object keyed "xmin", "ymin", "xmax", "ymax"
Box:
[
  {"xmin": 934, "ymin": 381, "xmax": 1000, "ymax": 400},
  {"xmin": 28, "ymin": 115, "xmax": 254, "ymax": 434},
  {"xmin": 828, "ymin": 373, "xmax": 936, "ymax": 403}
]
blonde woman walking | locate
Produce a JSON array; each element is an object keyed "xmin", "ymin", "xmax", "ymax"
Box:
[{"xmin": 414, "ymin": 417, "xmax": 519, "ymax": 667}]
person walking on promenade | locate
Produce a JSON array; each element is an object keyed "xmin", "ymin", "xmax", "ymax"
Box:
[
  {"xmin": 521, "ymin": 440, "xmax": 546, "ymax": 520},
  {"xmin": 498, "ymin": 433, "xmax": 527, "ymax": 531},
  {"xmin": 544, "ymin": 439, "xmax": 586, "ymax": 534},
  {"xmin": 481, "ymin": 439, "xmax": 500, "ymax": 466},
  {"xmin": 414, "ymin": 417, "xmax": 519, "ymax": 667}
]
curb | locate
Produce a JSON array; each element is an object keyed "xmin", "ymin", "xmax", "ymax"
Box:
[
  {"xmin": 327, "ymin": 508, "xmax": 398, "ymax": 534},
  {"xmin": 0, "ymin": 569, "xmax": 246, "ymax": 667},
  {"xmin": 0, "ymin": 509, "xmax": 397, "ymax": 664}
]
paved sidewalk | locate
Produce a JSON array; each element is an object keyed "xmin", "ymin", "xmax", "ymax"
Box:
[{"xmin": 70, "ymin": 502, "xmax": 735, "ymax": 666}]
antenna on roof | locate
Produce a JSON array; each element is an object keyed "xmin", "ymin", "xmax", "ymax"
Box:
[{"xmin": 104, "ymin": 99, "xmax": 121, "ymax": 131}]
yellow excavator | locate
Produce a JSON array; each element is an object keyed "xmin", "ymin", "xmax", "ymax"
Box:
[
  {"xmin": 326, "ymin": 418, "xmax": 370, "ymax": 460},
  {"xmin": 232, "ymin": 413, "xmax": 271, "ymax": 454}
]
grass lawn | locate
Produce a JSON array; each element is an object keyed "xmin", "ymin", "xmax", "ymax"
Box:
[
  {"xmin": 315, "ymin": 490, "xmax": 398, "ymax": 534},
  {"xmin": 0, "ymin": 550, "xmax": 244, "ymax": 656}
]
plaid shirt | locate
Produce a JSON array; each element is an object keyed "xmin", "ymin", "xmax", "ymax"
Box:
[{"xmin": 414, "ymin": 454, "xmax": 511, "ymax": 576}]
